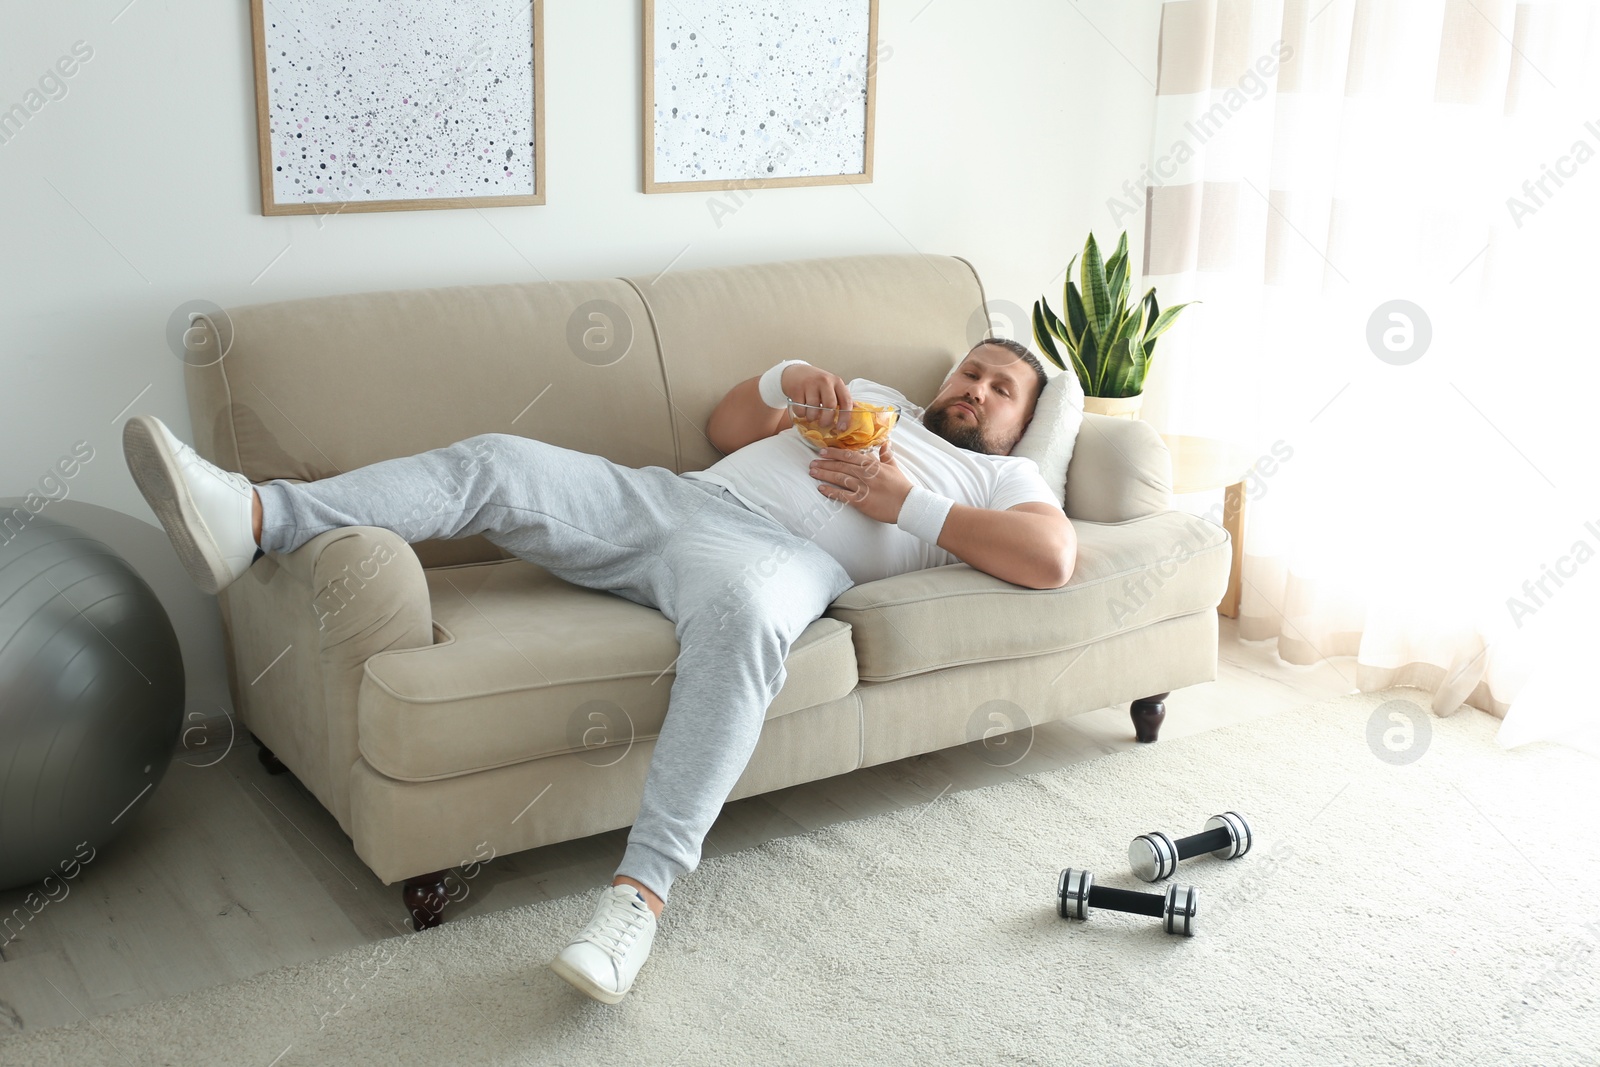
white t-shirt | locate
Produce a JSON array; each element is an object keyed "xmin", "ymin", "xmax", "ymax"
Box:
[{"xmin": 683, "ymin": 378, "xmax": 1061, "ymax": 585}]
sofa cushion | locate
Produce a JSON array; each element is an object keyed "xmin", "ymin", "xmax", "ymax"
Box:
[
  {"xmin": 357, "ymin": 559, "xmax": 859, "ymax": 782},
  {"xmin": 825, "ymin": 511, "xmax": 1230, "ymax": 682},
  {"xmin": 1010, "ymin": 369, "xmax": 1085, "ymax": 508}
]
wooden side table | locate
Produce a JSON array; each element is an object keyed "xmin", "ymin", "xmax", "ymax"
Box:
[{"xmin": 1159, "ymin": 435, "xmax": 1256, "ymax": 619}]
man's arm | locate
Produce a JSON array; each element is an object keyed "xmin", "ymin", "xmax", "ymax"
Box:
[
  {"xmin": 706, "ymin": 362, "xmax": 856, "ymax": 455},
  {"xmin": 706, "ymin": 375, "xmax": 793, "ymax": 455},
  {"xmin": 936, "ymin": 501, "xmax": 1077, "ymax": 590}
]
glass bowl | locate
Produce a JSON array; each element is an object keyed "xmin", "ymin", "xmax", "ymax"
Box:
[{"xmin": 787, "ymin": 400, "xmax": 900, "ymax": 452}]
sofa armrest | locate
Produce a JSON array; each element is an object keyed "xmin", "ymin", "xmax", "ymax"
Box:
[
  {"xmin": 218, "ymin": 527, "xmax": 432, "ymax": 830},
  {"xmin": 277, "ymin": 526, "xmax": 432, "ymax": 634},
  {"xmin": 1064, "ymin": 413, "xmax": 1173, "ymax": 523}
]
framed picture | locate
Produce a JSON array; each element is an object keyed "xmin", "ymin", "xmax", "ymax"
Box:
[
  {"xmin": 250, "ymin": 0, "xmax": 545, "ymax": 215},
  {"xmin": 643, "ymin": 0, "xmax": 879, "ymax": 194}
]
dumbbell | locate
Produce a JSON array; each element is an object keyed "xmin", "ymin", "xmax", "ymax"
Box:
[
  {"xmin": 1128, "ymin": 811, "xmax": 1252, "ymax": 883},
  {"xmin": 1056, "ymin": 868, "xmax": 1198, "ymax": 937}
]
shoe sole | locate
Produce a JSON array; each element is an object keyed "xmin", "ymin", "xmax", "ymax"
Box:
[
  {"xmin": 122, "ymin": 415, "xmax": 234, "ymax": 596},
  {"xmin": 549, "ymin": 956, "xmax": 629, "ymax": 1005}
]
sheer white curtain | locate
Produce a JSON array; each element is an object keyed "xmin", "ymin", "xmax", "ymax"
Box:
[{"xmin": 1133, "ymin": 0, "xmax": 1600, "ymax": 751}]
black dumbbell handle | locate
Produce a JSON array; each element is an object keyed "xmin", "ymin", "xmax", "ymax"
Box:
[
  {"xmin": 1088, "ymin": 885, "xmax": 1165, "ymax": 919},
  {"xmin": 1174, "ymin": 825, "xmax": 1233, "ymax": 860}
]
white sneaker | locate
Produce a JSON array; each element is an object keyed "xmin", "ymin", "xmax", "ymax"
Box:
[
  {"xmin": 122, "ymin": 415, "xmax": 260, "ymax": 595},
  {"xmin": 550, "ymin": 884, "xmax": 658, "ymax": 1004}
]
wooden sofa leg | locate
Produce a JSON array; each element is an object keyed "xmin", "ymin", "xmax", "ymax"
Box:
[
  {"xmin": 1130, "ymin": 693, "xmax": 1170, "ymax": 744},
  {"xmin": 404, "ymin": 871, "xmax": 453, "ymax": 931}
]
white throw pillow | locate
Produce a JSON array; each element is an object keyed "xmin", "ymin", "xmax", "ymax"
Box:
[{"xmin": 1010, "ymin": 369, "xmax": 1085, "ymax": 509}]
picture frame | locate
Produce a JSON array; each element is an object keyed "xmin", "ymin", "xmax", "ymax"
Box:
[
  {"xmin": 250, "ymin": 0, "xmax": 545, "ymax": 216},
  {"xmin": 642, "ymin": 0, "xmax": 879, "ymax": 194}
]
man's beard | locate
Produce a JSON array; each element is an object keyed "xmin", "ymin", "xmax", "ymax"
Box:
[{"xmin": 922, "ymin": 400, "xmax": 998, "ymax": 454}]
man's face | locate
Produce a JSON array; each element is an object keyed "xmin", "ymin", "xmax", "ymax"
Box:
[{"xmin": 922, "ymin": 347, "xmax": 1038, "ymax": 455}]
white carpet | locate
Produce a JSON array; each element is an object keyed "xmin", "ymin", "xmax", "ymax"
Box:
[{"xmin": 3, "ymin": 689, "xmax": 1598, "ymax": 1067}]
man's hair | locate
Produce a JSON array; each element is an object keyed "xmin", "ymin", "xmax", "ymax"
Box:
[{"xmin": 967, "ymin": 338, "xmax": 1049, "ymax": 403}]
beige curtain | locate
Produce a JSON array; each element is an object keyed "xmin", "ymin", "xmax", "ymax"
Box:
[{"xmin": 1137, "ymin": 0, "xmax": 1600, "ymax": 752}]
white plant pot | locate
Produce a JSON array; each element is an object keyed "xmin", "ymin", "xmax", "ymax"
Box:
[{"xmin": 1083, "ymin": 393, "xmax": 1144, "ymax": 420}]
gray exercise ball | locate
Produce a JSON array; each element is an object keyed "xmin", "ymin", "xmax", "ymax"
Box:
[{"xmin": 0, "ymin": 512, "xmax": 184, "ymax": 891}]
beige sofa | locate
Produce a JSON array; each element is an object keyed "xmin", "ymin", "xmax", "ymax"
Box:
[{"xmin": 184, "ymin": 253, "xmax": 1231, "ymax": 928}]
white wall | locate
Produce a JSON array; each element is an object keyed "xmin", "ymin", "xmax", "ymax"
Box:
[{"xmin": 0, "ymin": 0, "xmax": 1161, "ymax": 724}]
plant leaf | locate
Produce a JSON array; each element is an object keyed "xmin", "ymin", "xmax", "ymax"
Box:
[
  {"xmin": 1106, "ymin": 257, "xmax": 1128, "ymax": 322},
  {"xmin": 1065, "ymin": 346, "xmax": 1094, "ymax": 396},
  {"xmin": 1098, "ymin": 313, "xmax": 1141, "ymax": 396},
  {"xmin": 1037, "ymin": 298, "xmax": 1071, "ymax": 351},
  {"xmin": 1104, "ymin": 231, "xmax": 1128, "ymax": 284},
  {"xmin": 1107, "ymin": 232, "xmax": 1131, "ymax": 309},
  {"xmin": 1110, "ymin": 305, "xmax": 1143, "ymax": 357},
  {"xmin": 1063, "ymin": 272, "xmax": 1087, "ymax": 348},
  {"xmin": 1123, "ymin": 344, "xmax": 1146, "ymax": 397},
  {"xmin": 1095, "ymin": 330, "xmax": 1127, "ymax": 397},
  {"xmin": 1037, "ymin": 303, "xmax": 1093, "ymax": 391},
  {"xmin": 1135, "ymin": 296, "xmax": 1197, "ymax": 385},
  {"xmin": 1130, "ymin": 334, "xmax": 1152, "ymax": 394},
  {"xmin": 1122, "ymin": 337, "xmax": 1149, "ymax": 397},
  {"xmin": 1144, "ymin": 301, "xmax": 1196, "ymax": 345},
  {"xmin": 1094, "ymin": 336, "xmax": 1121, "ymax": 397},
  {"xmin": 1031, "ymin": 301, "xmax": 1068, "ymax": 372},
  {"xmin": 1078, "ymin": 316, "xmax": 1100, "ymax": 395},
  {"xmin": 1080, "ymin": 234, "xmax": 1112, "ymax": 338}
]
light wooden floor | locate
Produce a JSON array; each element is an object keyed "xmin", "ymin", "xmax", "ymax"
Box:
[{"xmin": 0, "ymin": 617, "xmax": 1359, "ymax": 1034}]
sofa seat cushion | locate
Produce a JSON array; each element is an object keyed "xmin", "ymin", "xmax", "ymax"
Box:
[
  {"xmin": 357, "ymin": 559, "xmax": 859, "ymax": 782},
  {"xmin": 826, "ymin": 511, "xmax": 1230, "ymax": 682}
]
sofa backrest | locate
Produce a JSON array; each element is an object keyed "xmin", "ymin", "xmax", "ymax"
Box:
[
  {"xmin": 185, "ymin": 254, "xmax": 988, "ymax": 568},
  {"xmin": 185, "ymin": 279, "xmax": 677, "ymax": 567},
  {"xmin": 628, "ymin": 254, "xmax": 986, "ymax": 473}
]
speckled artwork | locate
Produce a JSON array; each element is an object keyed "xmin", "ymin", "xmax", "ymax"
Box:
[
  {"xmin": 260, "ymin": 0, "xmax": 536, "ymax": 205},
  {"xmin": 651, "ymin": 0, "xmax": 873, "ymax": 185}
]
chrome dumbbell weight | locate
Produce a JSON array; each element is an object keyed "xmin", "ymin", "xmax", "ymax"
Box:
[
  {"xmin": 1128, "ymin": 811, "xmax": 1252, "ymax": 883},
  {"xmin": 1056, "ymin": 868, "xmax": 1198, "ymax": 937}
]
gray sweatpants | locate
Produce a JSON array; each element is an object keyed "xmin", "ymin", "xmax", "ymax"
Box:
[{"xmin": 255, "ymin": 433, "xmax": 854, "ymax": 903}]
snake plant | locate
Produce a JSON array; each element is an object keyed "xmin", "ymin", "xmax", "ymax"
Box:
[{"xmin": 1032, "ymin": 231, "xmax": 1194, "ymax": 399}]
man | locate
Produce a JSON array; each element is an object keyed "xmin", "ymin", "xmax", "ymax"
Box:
[{"xmin": 122, "ymin": 338, "xmax": 1076, "ymax": 1004}]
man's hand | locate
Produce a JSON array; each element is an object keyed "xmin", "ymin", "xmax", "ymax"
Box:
[
  {"xmin": 810, "ymin": 438, "xmax": 1077, "ymax": 588},
  {"xmin": 782, "ymin": 365, "xmax": 854, "ymax": 428},
  {"xmin": 809, "ymin": 439, "xmax": 913, "ymax": 523}
]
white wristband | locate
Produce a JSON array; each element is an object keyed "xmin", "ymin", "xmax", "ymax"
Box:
[
  {"xmin": 896, "ymin": 486, "xmax": 955, "ymax": 546},
  {"xmin": 758, "ymin": 359, "xmax": 809, "ymax": 409}
]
